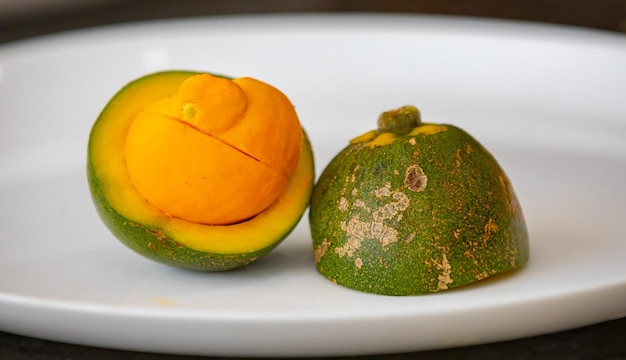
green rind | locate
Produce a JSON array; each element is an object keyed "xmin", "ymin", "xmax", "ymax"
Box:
[
  {"xmin": 87, "ymin": 71, "xmax": 314, "ymax": 271},
  {"xmin": 87, "ymin": 137, "xmax": 314, "ymax": 272},
  {"xmin": 87, "ymin": 161, "xmax": 267, "ymax": 271},
  {"xmin": 309, "ymin": 125, "xmax": 529, "ymax": 295}
]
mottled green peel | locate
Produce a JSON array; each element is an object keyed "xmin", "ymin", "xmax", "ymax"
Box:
[
  {"xmin": 88, "ymin": 160, "xmax": 272, "ymax": 271},
  {"xmin": 310, "ymin": 107, "xmax": 529, "ymax": 296}
]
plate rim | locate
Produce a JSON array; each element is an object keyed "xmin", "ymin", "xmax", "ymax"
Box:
[{"xmin": 1, "ymin": 13, "xmax": 625, "ymax": 357}]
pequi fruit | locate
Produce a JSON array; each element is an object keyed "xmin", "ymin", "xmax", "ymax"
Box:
[
  {"xmin": 88, "ymin": 70, "xmax": 314, "ymax": 271},
  {"xmin": 309, "ymin": 105, "xmax": 529, "ymax": 295}
]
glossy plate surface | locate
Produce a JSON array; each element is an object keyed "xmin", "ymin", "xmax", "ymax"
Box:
[{"xmin": 1, "ymin": 14, "xmax": 625, "ymax": 357}]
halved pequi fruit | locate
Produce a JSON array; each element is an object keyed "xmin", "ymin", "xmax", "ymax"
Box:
[
  {"xmin": 309, "ymin": 105, "xmax": 529, "ymax": 295},
  {"xmin": 88, "ymin": 71, "xmax": 314, "ymax": 271}
]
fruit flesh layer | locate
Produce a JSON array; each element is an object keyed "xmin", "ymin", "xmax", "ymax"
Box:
[
  {"xmin": 89, "ymin": 71, "xmax": 314, "ymax": 254},
  {"xmin": 124, "ymin": 74, "xmax": 302, "ymax": 225}
]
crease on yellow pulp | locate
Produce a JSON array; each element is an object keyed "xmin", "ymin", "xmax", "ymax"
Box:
[{"xmin": 123, "ymin": 73, "xmax": 302, "ymax": 225}]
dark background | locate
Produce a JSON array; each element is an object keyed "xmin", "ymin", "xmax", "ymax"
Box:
[
  {"xmin": 2, "ymin": 0, "xmax": 626, "ymax": 44},
  {"xmin": 1, "ymin": 1, "xmax": 625, "ymax": 359}
]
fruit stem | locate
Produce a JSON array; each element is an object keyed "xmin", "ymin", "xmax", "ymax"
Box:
[{"xmin": 376, "ymin": 105, "xmax": 422, "ymax": 136}]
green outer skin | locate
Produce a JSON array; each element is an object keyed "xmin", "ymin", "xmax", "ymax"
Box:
[
  {"xmin": 309, "ymin": 125, "xmax": 529, "ymax": 295},
  {"xmin": 87, "ymin": 71, "xmax": 313, "ymax": 271},
  {"xmin": 88, "ymin": 163, "xmax": 257, "ymax": 271},
  {"xmin": 87, "ymin": 157, "xmax": 311, "ymax": 271}
]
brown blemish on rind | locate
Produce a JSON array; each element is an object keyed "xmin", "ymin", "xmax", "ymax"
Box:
[
  {"xmin": 404, "ymin": 165, "xmax": 427, "ymax": 192},
  {"xmin": 354, "ymin": 199, "xmax": 369, "ymax": 212},
  {"xmin": 480, "ymin": 217, "xmax": 499, "ymax": 246},
  {"xmin": 373, "ymin": 182, "xmax": 392, "ymax": 197},
  {"xmin": 314, "ymin": 239, "xmax": 330, "ymax": 263},
  {"xmin": 436, "ymin": 253, "xmax": 453, "ymax": 290},
  {"xmin": 334, "ymin": 186, "xmax": 410, "ymax": 258},
  {"xmin": 338, "ymin": 197, "xmax": 349, "ymax": 212},
  {"xmin": 146, "ymin": 228, "xmax": 166, "ymax": 241},
  {"xmin": 475, "ymin": 270, "xmax": 494, "ymax": 281},
  {"xmin": 484, "ymin": 217, "xmax": 498, "ymax": 235},
  {"xmin": 355, "ymin": 258, "xmax": 363, "ymax": 269},
  {"xmin": 464, "ymin": 249, "xmax": 479, "ymax": 266},
  {"xmin": 336, "ymin": 216, "xmax": 372, "ymax": 257},
  {"xmin": 146, "ymin": 228, "xmax": 185, "ymax": 250},
  {"xmin": 508, "ymin": 245, "xmax": 520, "ymax": 267},
  {"xmin": 373, "ymin": 191, "xmax": 410, "ymax": 221}
]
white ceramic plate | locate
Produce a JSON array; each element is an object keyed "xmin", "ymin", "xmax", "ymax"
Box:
[{"xmin": 1, "ymin": 14, "xmax": 625, "ymax": 357}]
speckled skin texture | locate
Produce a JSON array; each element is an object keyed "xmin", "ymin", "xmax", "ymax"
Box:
[
  {"xmin": 310, "ymin": 124, "xmax": 529, "ymax": 295},
  {"xmin": 88, "ymin": 159, "xmax": 278, "ymax": 271}
]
